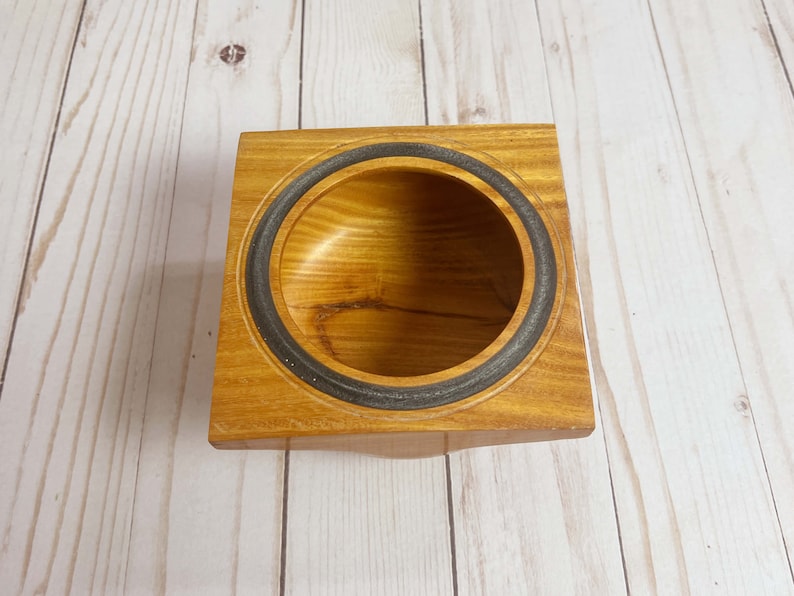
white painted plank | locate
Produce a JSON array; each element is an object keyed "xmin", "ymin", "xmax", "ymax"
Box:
[
  {"xmin": 0, "ymin": 0, "xmax": 83, "ymax": 374},
  {"xmin": 283, "ymin": 1, "xmax": 453, "ymax": 594},
  {"xmin": 286, "ymin": 452, "xmax": 452, "ymax": 595},
  {"xmin": 125, "ymin": 1, "xmax": 303, "ymax": 594},
  {"xmin": 649, "ymin": 0, "xmax": 794, "ymax": 571},
  {"xmin": 0, "ymin": 0, "xmax": 197, "ymax": 593},
  {"xmin": 421, "ymin": 0, "xmax": 552, "ymax": 124},
  {"xmin": 764, "ymin": 0, "xmax": 794, "ymax": 72},
  {"xmin": 537, "ymin": 0, "xmax": 794, "ymax": 592},
  {"xmin": 421, "ymin": 1, "xmax": 626, "ymax": 593},
  {"xmin": 300, "ymin": 0, "xmax": 425, "ymax": 129}
]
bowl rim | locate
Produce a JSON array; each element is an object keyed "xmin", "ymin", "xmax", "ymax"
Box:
[{"xmin": 245, "ymin": 141, "xmax": 557, "ymax": 411}]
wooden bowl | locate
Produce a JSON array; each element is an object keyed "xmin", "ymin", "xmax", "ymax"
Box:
[
  {"xmin": 210, "ymin": 125, "xmax": 593, "ymax": 457},
  {"xmin": 277, "ymin": 168, "xmax": 526, "ymax": 380}
]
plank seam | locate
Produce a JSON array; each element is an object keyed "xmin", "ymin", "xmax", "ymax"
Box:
[
  {"xmin": 760, "ymin": 0, "xmax": 794, "ymax": 101},
  {"xmin": 532, "ymin": 1, "xmax": 631, "ymax": 592},
  {"xmin": 278, "ymin": 451, "xmax": 291, "ymax": 596},
  {"xmin": 417, "ymin": 0, "xmax": 430, "ymax": 126},
  {"xmin": 297, "ymin": 0, "xmax": 307, "ymax": 131},
  {"xmin": 444, "ymin": 454, "xmax": 459, "ymax": 596},
  {"xmin": 121, "ymin": 0, "xmax": 202, "ymax": 590},
  {"xmin": 420, "ymin": 2, "xmax": 456, "ymax": 590},
  {"xmin": 601, "ymin": 431, "xmax": 632, "ymax": 595},
  {"xmin": 0, "ymin": 0, "xmax": 89, "ymax": 398},
  {"xmin": 751, "ymin": 420, "xmax": 794, "ymax": 581},
  {"xmin": 645, "ymin": 0, "xmax": 794, "ymax": 582},
  {"xmin": 278, "ymin": 2, "xmax": 306, "ymax": 591},
  {"xmin": 531, "ymin": 0, "xmax": 555, "ymax": 124}
]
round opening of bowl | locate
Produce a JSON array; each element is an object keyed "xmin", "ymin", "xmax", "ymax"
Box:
[{"xmin": 279, "ymin": 169, "xmax": 527, "ymax": 377}]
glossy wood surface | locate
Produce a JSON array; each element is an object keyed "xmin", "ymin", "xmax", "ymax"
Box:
[
  {"xmin": 280, "ymin": 168, "xmax": 525, "ymax": 377},
  {"xmin": 211, "ymin": 124, "xmax": 594, "ymax": 452}
]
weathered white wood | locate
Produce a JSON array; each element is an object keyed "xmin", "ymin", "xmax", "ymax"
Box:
[
  {"xmin": 421, "ymin": 2, "xmax": 626, "ymax": 593},
  {"xmin": 764, "ymin": 0, "xmax": 794, "ymax": 72},
  {"xmin": 124, "ymin": 1, "xmax": 303, "ymax": 593},
  {"xmin": 648, "ymin": 0, "xmax": 794, "ymax": 570},
  {"xmin": 421, "ymin": 0, "xmax": 552, "ymax": 124},
  {"xmin": 299, "ymin": 0, "xmax": 426, "ymax": 129},
  {"xmin": 0, "ymin": 0, "xmax": 84, "ymax": 375},
  {"xmin": 283, "ymin": 1, "xmax": 453, "ymax": 594},
  {"xmin": 0, "ymin": 0, "xmax": 197, "ymax": 593},
  {"xmin": 537, "ymin": 0, "xmax": 794, "ymax": 592},
  {"xmin": 4, "ymin": 0, "xmax": 794, "ymax": 592},
  {"xmin": 286, "ymin": 452, "xmax": 452, "ymax": 595}
]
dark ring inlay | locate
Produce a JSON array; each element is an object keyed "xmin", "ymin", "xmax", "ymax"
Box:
[{"xmin": 245, "ymin": 142, "xmax": 557, "ymax": 410}]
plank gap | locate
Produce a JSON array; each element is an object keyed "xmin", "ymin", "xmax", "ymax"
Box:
[
  {"xmin": 760, "ymin": 0, "xmax": 794, "ymax": 101},
  {"xmin": 417, "ymin": 0, "xmax": 430, "ymax": 126},
  {"xmin": 279, "ymin": 451, "xmax": 290, "ymax": 596},
  {"xmin": 0, "ymin": 0, "xmax": 89, "ymax": 394},
  {"xmin": 297, "ymin": 0, "xmax": 307, "ymax": 131},
  {"xmin": 645, "ymin": 0, "xmax": 794, "ymax": 578},
  {"xmin": 444, "ymin": 454, "xmax": 459, "ymax": 596}
]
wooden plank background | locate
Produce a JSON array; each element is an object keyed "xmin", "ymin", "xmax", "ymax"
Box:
[{"xmin": 1, "ymin": 0, "xmax": 792, "ymax": 593}]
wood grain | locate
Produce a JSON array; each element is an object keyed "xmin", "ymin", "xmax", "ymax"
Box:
[
  {"xmin": 123, "ymin": 1, "xmax": 302, "ymax": 593},
  {"xmin": 285, "ymin": 452, "xmax": 452, "ymax": 595},
  {"xmin": 279, "ymin": 169, "xmax": 524, "ymax": 377},
  {"xmin": 0, "ymin": 0, "xmax": 84, "ymax": 376},
  {"xmin": 0, "ymin": 0, "xmax": 196, "ymax": 592},
  {"xmin": 212, "ymin": 124, "xmax": 593, "ymax": 455},
  {"xmin": 538, "ymin": 0, "xmax": 793, "ymax": 591},
  {"xmin": 763, "ymin": 0, "xmax": 794, "ymax": 74},
  {"xmin": 421, "ymin": 1, "xmax": 627, "ymax": 593},
  {"xmin": 282, "ymin": 1, "xmax": 453, "ymax": 593},
  {"xmin": 2, "ymin": 0, "xmax": 794, "ymax": 593},
  {"xmin": 648, "ymin": 0, "xmax": 794, "ymax": 572},
  {"xmin": 299, "ymin": 0, "xmax": 425, "ymax": 129}
]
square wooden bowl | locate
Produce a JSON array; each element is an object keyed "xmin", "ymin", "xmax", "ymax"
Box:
[{"xmin": 209, "ymin": 124, "xmax": 593, "ymax": 457}]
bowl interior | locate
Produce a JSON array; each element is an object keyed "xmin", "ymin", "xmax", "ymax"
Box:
[{"xmin": 279, "ymin": 168, "xmax": 527, "ymax": 377}]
